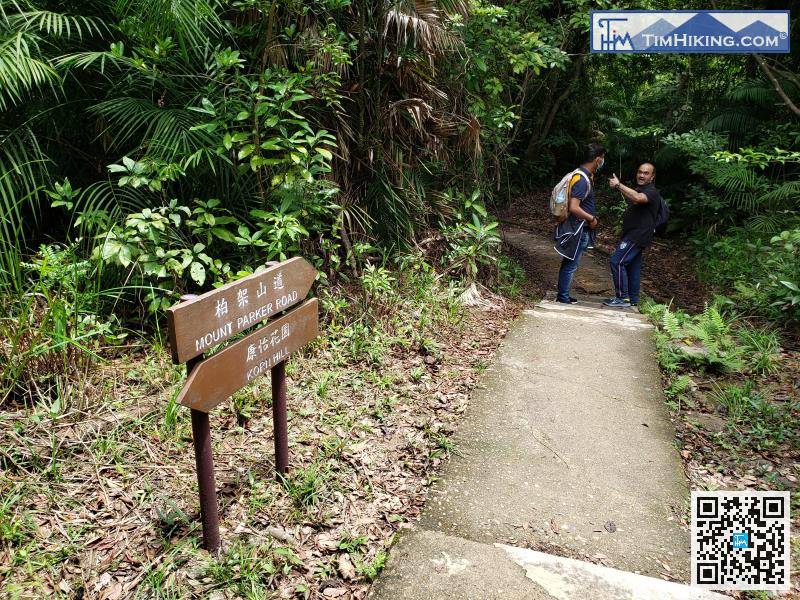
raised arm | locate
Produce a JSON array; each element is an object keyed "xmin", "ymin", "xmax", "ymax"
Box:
[{"xmin": 609, "ymin": 173, "xmax": 648, "ymax": 204}]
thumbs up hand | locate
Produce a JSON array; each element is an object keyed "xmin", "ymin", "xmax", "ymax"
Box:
[{"xmin": 609, "ymin": 173, "xmax": 620, "ymax": 189}]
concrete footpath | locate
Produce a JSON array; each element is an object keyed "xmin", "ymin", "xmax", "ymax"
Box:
[{"xmin": 368, "ymin": 229, "xmax": 724, "ymax": 599}]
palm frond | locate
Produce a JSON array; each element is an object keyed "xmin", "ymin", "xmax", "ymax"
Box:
[
  {"xmin": 0, "ymin": 127, "xmax": 49, "ymax": 292},
  {"xmin": 385, "ymin": 0, "xmax": 458, "ymax": 54},
  {"xmin": 55, "ymin": 48, "xmax": 139, "ymax": 74},
  {"xmin": 705, "ymin": 161, "xmax": 769, "ymax": 213},
  {"xmin": 725, "ymin": 79, "xmax": 775, "ymax": 105},
  {"xmin": 759, "ymin": 180, "xmax": 800, "ymax": 209},
  {"xmin": 6, "ymin": 10, "xmax": 107, "ymax": 40},
  {"xmin": 0, "ymin": 31, "xmax": 59, "ymax": 110},
  {"xmin": 72, "ymin": 179, "xmax": 150, "ymax": 235},
  {"xmin": 704, "ymin": 110, "xmax": 761, "ymax": 136},
  {"xmin": 91, "ymin": 97, "xmax": 217, "ymax": 161},
  {"xmin": 112, "ymin": 0, "xmax": 226, "ymax": 57},
  {"xmin": 746, "ymin": 213, "xmax": 785, "ymax": 234},
  {"xmin": 706, "ymin": 162, "xmax": 765, "ymax": 193}
]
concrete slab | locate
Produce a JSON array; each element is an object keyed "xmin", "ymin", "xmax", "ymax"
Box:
[
  {"xmin": 367, "ymin": 529, "xmax": 555, "ymax": 600},
  {"xmin": 497, "ymin": 545, "xmax": 726, "ymax": 600},
  {"xmin": 418, "ymin": 305, "xmax": 690, "ymax": 579},
  {"xmin": 502, "ymin": 226, "xmax": 613, "ymax": 296}
]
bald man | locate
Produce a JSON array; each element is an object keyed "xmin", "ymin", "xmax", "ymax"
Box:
[{"xmin": 603, "ymin": 163, "xmax": 662, "ymax": 308}]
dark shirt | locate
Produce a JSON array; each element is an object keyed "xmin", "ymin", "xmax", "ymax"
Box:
[
  {"xmin": 621, "ymin": 183, "xmax": 661, "ymax": 247},
  {"xmin": 569, "ymin": 167, "xmax": 595, "ymax": 217}
]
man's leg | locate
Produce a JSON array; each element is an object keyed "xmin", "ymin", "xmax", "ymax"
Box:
[
  {"xmin": 627, "ymin": 249, "xmax": 644, "ymax": 304},
  {"xmin": 556, "ymin": 232, "xmax": 589, "ymax": 302},
  {"xmin": 609, "ymin": 239, "xmax": 638, "ymax": 300},
  {"xmin": 609, "ymin": 241, "xmax": 629, "ymax": 300}
]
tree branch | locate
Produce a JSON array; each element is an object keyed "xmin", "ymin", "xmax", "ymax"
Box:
[{"xmin": 754, "ymin": 54, "xmax": 800, "ymax": 118}]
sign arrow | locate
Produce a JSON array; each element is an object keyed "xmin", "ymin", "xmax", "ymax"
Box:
[
  {"xmin": 175, "ymin": 299, "xmax": 319, "ymax": 412},
  {"xmin": 167, "ymin": 257, "xmax": 316, "ymax": 364}
]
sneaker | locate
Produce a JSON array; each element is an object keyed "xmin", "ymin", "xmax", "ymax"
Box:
[
  {"xmin": 603, "ymin": 297, "xmax": 631, "ymax": 308},
  {"xmin": 556, "ymin": 297, "xmax": 579, "ymax": 304}
]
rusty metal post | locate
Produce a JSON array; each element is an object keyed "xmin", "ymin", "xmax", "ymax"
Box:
[
  {"xmin": 180, "ymin": 295, "xmax": 221, "ymax": 554},
  {"xmin": 271, "ymin": 360, "xmax": 289, "ymax": 478}
]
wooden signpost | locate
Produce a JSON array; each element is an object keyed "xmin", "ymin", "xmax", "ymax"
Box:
[{"xmin": 166, "ymin": 258, "xmax": 318, "ymax": 553}]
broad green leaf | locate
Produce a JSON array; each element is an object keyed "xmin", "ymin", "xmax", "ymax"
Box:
[
  {"xmin": 212, "ymin": 227, "xmax": 236, "ymax": 242},
  {"xmin": 780, "ymin": 280, "xmax": 800, "ymax": 292},
  {"xmin": 238, "ymin": 144, "xmax": 255, "ymax": 160},
  {"xmin": 190, "ymin": 261, "xmax": 206, "ymax": 286}
]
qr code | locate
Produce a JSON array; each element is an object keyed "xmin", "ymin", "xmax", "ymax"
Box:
[{"xmin": 692, "ymin": 490, "xmax": 790, "ymax": 590}]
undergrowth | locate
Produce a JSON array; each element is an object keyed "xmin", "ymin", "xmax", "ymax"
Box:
[
  {"xmin": 0, "ymin": 246, "xmax": 524, "ymax": 598},
  {"xmin": 639, "ymin": 297, "xmax": 799, "ymax": 496}
]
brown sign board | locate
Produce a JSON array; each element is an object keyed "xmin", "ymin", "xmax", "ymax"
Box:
[
  {"xmin": 175, "ymin": 299, "xmax": 319, "ymax": 412},
  {"xmin": 166, "ymin": 257, "xmax": 316, "ymax": 364}
]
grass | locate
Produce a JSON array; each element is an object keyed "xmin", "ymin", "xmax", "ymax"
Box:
[{"xmin": 737, "ymin": 324, "xmax": 782, "ymax": 375}]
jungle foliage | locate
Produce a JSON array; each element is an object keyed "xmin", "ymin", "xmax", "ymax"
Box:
[{"xmin": 1, "ymin": 0, "xmax": 799, "ymax": 406}]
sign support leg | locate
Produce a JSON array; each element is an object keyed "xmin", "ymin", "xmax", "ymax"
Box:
[
  {"xmin": 272, "ymin": 360, "xmax": 289, "ymax": 478},
  {"xmin": 191, "ymin": 408, "xmax": 221, "ymax": 553},
  {"xmin": 179, "ymin": 294, "xmax": 221, "ymax": 554}
]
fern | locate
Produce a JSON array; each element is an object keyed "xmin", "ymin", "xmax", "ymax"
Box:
[
  {"xmin": 724, "ymin": 79, "xmax": 775, "ymax": 106},
  {"xmin": 661, "ymin": 307, "xmax": 683, "ymax": 340},
  {"xmin": 705, "ymin": 110, "xmax": 760, "ymax": 136}
]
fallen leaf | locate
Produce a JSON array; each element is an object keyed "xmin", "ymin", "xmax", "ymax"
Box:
[
  {"xmin": 101, "ymin": 582, "xmax": 123, "ymax": 600},
  {"xmin": 338, "ymin": 553, "xmax": 356, "ymax": 580},
  {"xmin": 549, "ymin": 518, "xmax": 559, "ymax": 535},
  {"xmin": 316, "ymin": 532, "xmax": 340, "ymax": 552}
]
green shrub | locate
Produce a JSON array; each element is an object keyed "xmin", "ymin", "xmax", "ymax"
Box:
[
  {"xmin": 759, "ymin": 230, "xmax": 800, "ymax": 320},
  {"xmin": 694, "ymin": 229, "xmax": 762, "ymax": 289},
  {"xmin": 441, "ymin": 190, "xmax": 501, "ymax": 284},
  {"xmin": 695, "ymin": 228, "xmax": 800, "ymax": 326},
  {"xmin": 495, "ymin": 255, "xmax": 525, "ymax": 298},
  {"xmin": 2, "ymin": 244, "xmax": 120, "ymax": 407}
]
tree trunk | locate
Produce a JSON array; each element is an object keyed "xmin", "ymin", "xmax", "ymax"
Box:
[{"xmin": 525, "ymin": 54, "xmax": 585, "ymax": 159}]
